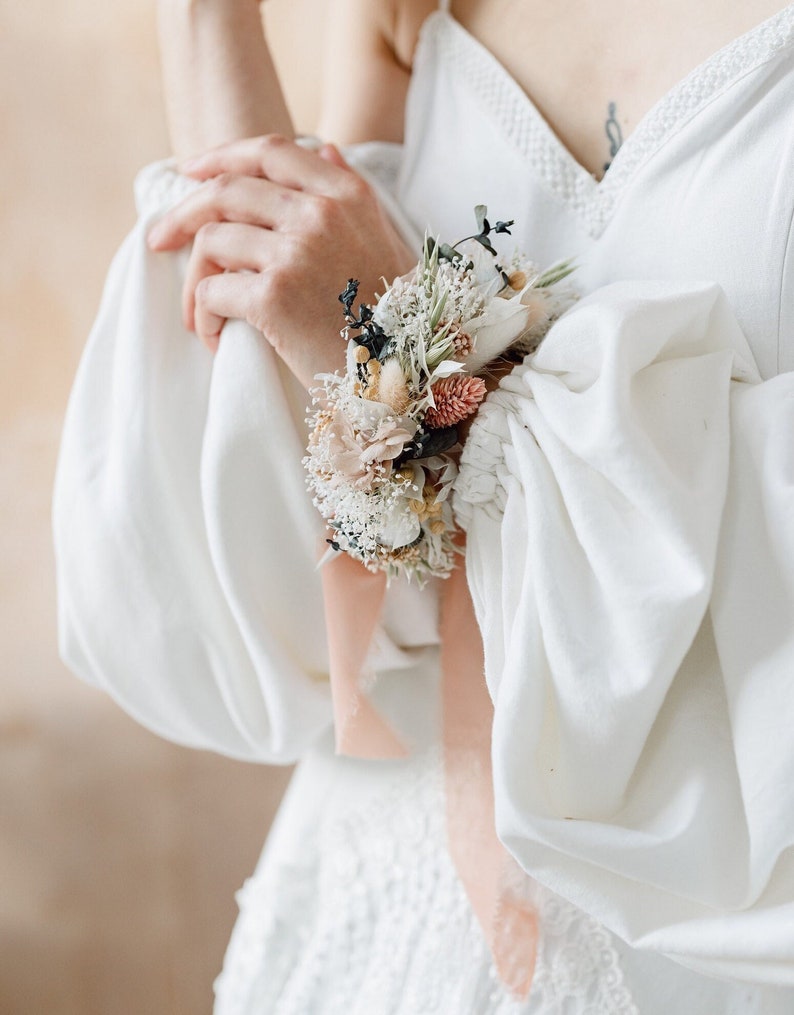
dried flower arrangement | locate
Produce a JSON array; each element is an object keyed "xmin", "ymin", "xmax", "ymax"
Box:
[{"xmin": 304, "ymin": 206, "xmax": 576, "ymax": 583}]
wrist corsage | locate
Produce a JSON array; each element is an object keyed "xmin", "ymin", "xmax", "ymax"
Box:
[{"xmin": 304, "ymin": 206, "xmax": 576, "ymax": 583}]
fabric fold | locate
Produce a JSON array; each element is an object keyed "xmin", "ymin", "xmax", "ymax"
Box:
[
  {"xmin": 53, "ymin": 148, "xmax": 419, "ymax": 765},
  {"xmin": 454, "ymin": 279, "xmax": 794, "ymax": 983},
  {"xmin": 53, "ymin": 169, "xmax": 333, "ymax": 762}
]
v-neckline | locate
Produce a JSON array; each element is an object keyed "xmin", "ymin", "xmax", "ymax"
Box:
[{"xmin": 423, "ymin": 5, "xmax": 794, "ymax": 237}]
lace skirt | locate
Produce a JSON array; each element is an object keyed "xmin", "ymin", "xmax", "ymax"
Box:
[{"xmin": 212, "ymin": 734, "xmax": 785, "ymax": 1015}]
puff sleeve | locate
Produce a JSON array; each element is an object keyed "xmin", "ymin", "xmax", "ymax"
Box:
[
  {"xmin": 454, "ymin": 280, "xmax": 794, "ymax": 983},
  {"xmin": 53, "ymin": 143, "xmax": 420, "ymax": 764}
]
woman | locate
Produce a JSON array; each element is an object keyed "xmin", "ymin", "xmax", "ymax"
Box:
[{"xmin": 54, "ymin": 0, "xmax": 794, "ymax": 1011}]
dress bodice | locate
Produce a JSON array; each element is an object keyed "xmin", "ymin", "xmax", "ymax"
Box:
[{"xmin": 398, "ymin": 5, "xmax": 794, "ymax": 377}]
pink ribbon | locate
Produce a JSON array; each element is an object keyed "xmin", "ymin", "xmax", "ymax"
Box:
[
  {"xmin": 320, "ymin": 543, "xmax": 538, "ymax": 998},
  {"xmin": 320, "ymin": 549, "xmax": 409, "ymax": 759}
]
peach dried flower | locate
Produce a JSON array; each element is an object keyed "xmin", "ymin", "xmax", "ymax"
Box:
[
  {"xmin": 451, "ymin": 330, "xmax": 474, "ymax": 360},
  {"xmin": 424, "ymin": 375, "xmax": 487, "ymax": 429}
]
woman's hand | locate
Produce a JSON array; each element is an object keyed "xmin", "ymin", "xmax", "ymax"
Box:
[{"xmin": 147, "ymin": 135, "xmax": 413, "ymax": 389}]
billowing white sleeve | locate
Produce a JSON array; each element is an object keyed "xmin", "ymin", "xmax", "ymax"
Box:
[
  {"xmin": 454, "ymin": 280, "xmax": 794, "ymax": 983},
  {"xmin": 53, "ymin": 143, "xmax": 420, "ymax": 764}
]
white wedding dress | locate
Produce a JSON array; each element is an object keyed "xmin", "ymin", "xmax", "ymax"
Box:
[{"xmin": 54, "ymin": 2, "xmax": 794, "ymax": 1012}]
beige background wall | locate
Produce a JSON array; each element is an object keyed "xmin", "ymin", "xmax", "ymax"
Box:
[{"xmin": 1, "ymin": 2, "xmax": 327, "ymax": 1012}]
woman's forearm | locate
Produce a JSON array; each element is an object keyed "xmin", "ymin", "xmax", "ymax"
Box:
[{"xmin": 157, "ymin": 0, "xmax": 293, "ymax": 161}]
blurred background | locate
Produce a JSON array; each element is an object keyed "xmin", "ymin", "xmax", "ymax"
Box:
[{"xmin": 1, "ymin": 1, "xmax": 327, "ymax": 1011}]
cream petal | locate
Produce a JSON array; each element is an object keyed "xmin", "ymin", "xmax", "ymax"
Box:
[
  {"xmin": 457, "ymin": 238, "xmax": 503, "ymax": 294},
  {"xmin": 429, "ymin": 360, "xmax": 467, "ymax": 380},
  {"xmin": 463, "ymin": 298, "xmax": 531, "ymax": 373},
  {"xmin": 377, "ymin": 498, "xmax": 422, "ymax": 549},
  {"xmin": 348, "ymin": 397, "xmax": 393, "ymax": 428}
]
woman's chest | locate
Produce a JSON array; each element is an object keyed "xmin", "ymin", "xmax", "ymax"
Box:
[
  {"xmin": 398, "ymin": 8, "xmax": 794, "ymax": 377},
  {"xmin": 445, "ymin": 0, "xmax": 791, "ymax": 180}
]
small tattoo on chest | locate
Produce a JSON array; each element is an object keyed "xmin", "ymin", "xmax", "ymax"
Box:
[{"xmin": 603, "ymin": 101, "xmax": 624, "ymax": 174}]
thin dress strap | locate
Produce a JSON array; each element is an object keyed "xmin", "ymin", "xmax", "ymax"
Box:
[{"xmin": 438, "ymin": 0, "xmax": 451, "ymax": 11}]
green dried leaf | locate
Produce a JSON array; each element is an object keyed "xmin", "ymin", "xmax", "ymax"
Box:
[
  {"xmin": 438, "ymin": 242, "xmax": 460, "ymax": 262},
  {"xmin": 396, "ymin": 426, "xmax": 459, "ymax": 466},
  {"xmin": 474, "ymin": 233, "xmax": 498, "ymax": 256}
]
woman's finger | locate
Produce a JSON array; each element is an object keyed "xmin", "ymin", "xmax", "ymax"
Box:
[
  {"xmin": 178, "ymin": 133, "xmax": 354, "ymax": 196},
  {"xmin": 182, "ymin": 222, "xmax": 277, "ymax": 330},
  {"xmin": 192, "ymin": 271, "xmax": 265, "ymax": 352},
  {"xmin": 317, "ymin": 142, "xmax": 350, "ymax": 170},
  {"xmin": 147, "ymin": 173, "xmax": 300, "ymax": 251}
]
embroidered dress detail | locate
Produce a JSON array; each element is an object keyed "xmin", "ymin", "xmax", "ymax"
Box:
[{"xmin": 214, "ymin": 748, "xmax": 638, "ymax": 1015}]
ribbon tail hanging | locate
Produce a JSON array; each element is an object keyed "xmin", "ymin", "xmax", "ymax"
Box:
[
  {"xmin": 320, "ymin": 549, "xmax": 409, "ymax": 759},
  {"xmin": 320, "ymin": 539, "xmax": 538, "ymax": 997},
  {"xmin": 440, "ymin": 556, "xmax": 538, "ymax": 999}
]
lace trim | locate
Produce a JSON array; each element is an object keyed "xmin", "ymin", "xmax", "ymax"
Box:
[
  {"xmin": 528, "ymin": 886, "xmax": 639, "ymax": 1015},
  {"xmin": 214, "ymin": 748, "xmax": 638, "ymax": 1014},
  {"xmin": 424, "ymin": 7, "xmax": 794, "ymax": 238}
]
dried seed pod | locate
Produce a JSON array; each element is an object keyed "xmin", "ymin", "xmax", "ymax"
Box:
[
  {"xmin": 452, "ymin": 331, "xmax": 474, "ymax": 359},
  {"xmin": 354, "ymin": 345, "xmax": 371, "ymax": 364}
]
